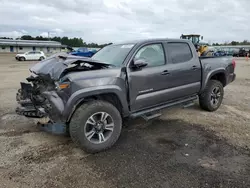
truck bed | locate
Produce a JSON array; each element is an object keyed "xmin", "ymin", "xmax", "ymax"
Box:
[{"xmin": 200, "ymin": 56, "xmax": 233, "ymax": 66}]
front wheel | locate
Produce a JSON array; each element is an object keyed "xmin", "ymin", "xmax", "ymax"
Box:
[
  {"xmin": 69, "ymin": 100, "xmax": 122, "ymax": 153},
  {"xmin": 199, "ymin": 80, "xmax": 224, "ymax": 112}
]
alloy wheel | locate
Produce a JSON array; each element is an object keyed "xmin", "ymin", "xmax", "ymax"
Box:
[
  {"xmin": 210, "ymin": 86, "xmax": 221, "ymax": 106},
  {"xmin": 84, "ymin": 112, "xmax": 114, "ymax": 144}
]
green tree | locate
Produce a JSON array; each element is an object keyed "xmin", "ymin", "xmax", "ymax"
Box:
[
  {"xmin": 242, "ymin": 40, "xmax": 249, "ymax": 45},
  {"xmin": 21, "ymin": 35, "xmax": 33, "ymax": 40},
  {"xmin": 231, "ymin": 41, "xmax": 239, "ymax": 45},
  {"xmin": 0, "ymin": 37, "xmax": 13, "ymax": 39}
]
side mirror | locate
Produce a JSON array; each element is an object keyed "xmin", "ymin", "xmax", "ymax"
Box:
[{"xmin": 131, "ymin": 59, "xmax": 148, "ymax": 69}]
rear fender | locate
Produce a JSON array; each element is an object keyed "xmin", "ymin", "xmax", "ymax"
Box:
[
  {"xmin": 201, "ymin": 68, "xmax": 226, "ymax": 92},
  {"xmin": 62, "ymin": 85, "xmax": 129, "ymax": 122}
]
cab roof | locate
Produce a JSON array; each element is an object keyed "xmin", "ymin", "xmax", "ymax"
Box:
[{"xmin": 112, "ymin": 38, "xmax": 191, "ymax": 46}]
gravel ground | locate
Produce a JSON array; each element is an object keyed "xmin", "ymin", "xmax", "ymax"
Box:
[{"xmin": 0, "ymin": 55, "xmax": 250, "ymax": 188}]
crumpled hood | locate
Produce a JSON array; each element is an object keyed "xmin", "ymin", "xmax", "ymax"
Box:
[{"xmin": 29, "ymin": 52, "xmax": 111, "ymax": 80}]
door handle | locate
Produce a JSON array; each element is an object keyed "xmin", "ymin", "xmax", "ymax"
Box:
[
  {"xmin": 161, "ymin": 70, "xmax": 170, "ymax": 75},
  {"xmin": 192, "ymin": 65, "xmax": 198, "ymax": 70}
]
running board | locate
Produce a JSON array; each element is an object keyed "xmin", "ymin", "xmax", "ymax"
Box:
[
  {"xmin": 141, "ymin": 112, "xmax": 162, "ymax": 121},
  {"xmin": 130, "ymin": 96, "xmax": 197, "ymax": 118},
  {"xmin": 183, "ymin": 102, "xmax": 195, "ymax": 108}
]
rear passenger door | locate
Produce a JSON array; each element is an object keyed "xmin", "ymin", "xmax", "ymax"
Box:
[{"xmin": 162, "ymin": 42, "xmax": 201, "ymax": 100}]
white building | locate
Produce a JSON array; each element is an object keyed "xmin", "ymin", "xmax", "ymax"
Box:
[{"xmin": 0, "ymin": 39, "xmax": 67, "ymax": 54}]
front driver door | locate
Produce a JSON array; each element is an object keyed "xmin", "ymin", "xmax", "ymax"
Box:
[{"xmin": 127, "ymin": 43, "xmax": 169, "ymax": 112}]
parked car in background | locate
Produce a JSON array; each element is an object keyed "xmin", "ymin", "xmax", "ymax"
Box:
[
  {"xmin": 15, "ymin": 51, "xmax": 46, "ymax": 61},
  {"xmin": 233, "ymin": 51, "xmax": 239, "ymax": 57},
  {"xmin": 225, "ymin": 51, "xmax": 233, "ymax": 56},
  {"xmin": 213, "ymin": 50, "xmax": 226, "ymax": 57},
  {"xmin": 238, "ymin": 48, "xmax": 250, "ymax": 57},
  {"xmin": 70, "ymin": 47, "xmax": 97, "ymax": 57}
]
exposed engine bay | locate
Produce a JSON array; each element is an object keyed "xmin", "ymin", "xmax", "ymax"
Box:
[{"xmin": 16, "ymin": 53, "xmax": 111, "ymax": 120}]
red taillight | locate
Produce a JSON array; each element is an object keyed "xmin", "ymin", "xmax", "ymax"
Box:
[{"xmin": 232, "ymin": 59, "xmax": 236, "ymax": 69}]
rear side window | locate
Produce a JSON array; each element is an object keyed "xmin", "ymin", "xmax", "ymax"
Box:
[{"xmin": 166, "ymin": 43, "xmax": 193, "ymax": 64}]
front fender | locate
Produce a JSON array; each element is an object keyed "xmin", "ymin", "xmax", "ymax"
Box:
[
  {"xmin": 62, "ymin": 85, "xmax": 129, "ymax": 122},
  {"xmin": 201, "ymin": 67, "xmax": 226, "ymax": 92}
]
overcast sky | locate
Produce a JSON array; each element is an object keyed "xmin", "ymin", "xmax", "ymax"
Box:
[{"xmin": 0, "ymin": 0, "xmax": 249, "ymax": 44}]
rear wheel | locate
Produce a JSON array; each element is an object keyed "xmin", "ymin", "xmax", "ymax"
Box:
[
  {"xmin": 69, "ymin": 100, "xmax": 122, "ymax": 153},
  {"xmin": 39, "ymin": 56, "xmax": 45, "ymax": 61},
  {"xmin": 19, "ymin": 57, "xmax": 25, "ymax": 61},
  {"xmin": 199, "ymin": 80, "xmax": 224, "ymax": 111}
]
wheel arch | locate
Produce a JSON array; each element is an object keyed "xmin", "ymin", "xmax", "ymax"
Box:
[
  {"xmin": 202, "ymin": 69, "xmax": 227, "ymax": 92},
  {"xmin": 210, "ymin": 72, "xmax": 226, "ymax": 86},
  {"xmin": 19, "ymin": 56, "xmax": 26, "ymax": 60},
  {"xmin": 63, "ymin": 86, "xmax": 129, "ymax": 123}
]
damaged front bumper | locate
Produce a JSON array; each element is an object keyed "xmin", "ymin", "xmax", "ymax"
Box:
[
  {"xmin": 15, "ymin": 82, "xmax": 66, "ymax": 122},
  {"xmin": 16, "ymin": 83, "xmax": 47, "ymax": 118},
  {"xmin": 16, "ymin": 82, "xmax": 68, "ymax": 135},
  {"xmin": 16, "ymin": 104, "xmax": 46, "ymax": 118}
]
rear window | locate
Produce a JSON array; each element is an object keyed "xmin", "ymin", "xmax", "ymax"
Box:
[{"xmin": 166, "ymin": 43, "xmax": 193, "ymax": 63}]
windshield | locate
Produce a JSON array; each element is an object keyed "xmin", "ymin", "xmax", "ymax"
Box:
[
  {"xmin": 192, "ymin": 36, "xmax": 200, "ymax": 44},
  {"xmin": 91, "ymin": 44, "xmax": 134, "ymax": 66}
]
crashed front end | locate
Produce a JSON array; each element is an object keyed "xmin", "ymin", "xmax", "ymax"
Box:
[
  {"xmin": 15, "ymin": 53, "xmax": 110, "ymax": 126},
  {"xmin": 16, "ymin": 77, "xmax": 69, "ymax": 134},
  {"xmin": 16, "ymin": 76, "xmax": 66, "ymax": 122},
  {"xmin": 16, "ymin": 81, "xmax": 48, "ymax": 118}
]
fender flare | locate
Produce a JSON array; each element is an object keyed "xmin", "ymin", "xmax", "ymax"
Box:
[
  {"xmin": 62, "ymin": 85, "xmax": 129, "ymax": 122},
  {"xmin": 201, "ymin": 68, "xmax": 226, "ymax": 91}
]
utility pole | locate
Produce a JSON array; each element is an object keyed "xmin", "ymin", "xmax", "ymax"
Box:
[{"xmin": 48, "ymin": 32, "xmax": 50, "ymax": 40}]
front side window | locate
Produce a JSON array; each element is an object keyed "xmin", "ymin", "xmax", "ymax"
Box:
[
  {"xmin": 166, "ymin": 42, "xmax": 193, "ymax": 64},
  {"xmin": 134, "ymin": 44, "xmax": 165, "ymax": 67}
]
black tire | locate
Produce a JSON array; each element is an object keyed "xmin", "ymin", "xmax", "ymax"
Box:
[
  {"xmin": 199, "ymin": 80, "xmax": 224, "ymax": 112},
  {"xmin": 69, "ymin": 100, "xmax": 122, "ymax": 153},
  {"xmin": 19, "ymin": 57, "xmax": 25, "ymax": 61},
  {"xmin": 39, "ymin": 56, "xmax": 45, "ymax": 61}
]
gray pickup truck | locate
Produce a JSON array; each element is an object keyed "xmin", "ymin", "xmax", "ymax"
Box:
[{"xmin": 16, "ymin": 38, "xmax": 236, "ymax": 153}]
